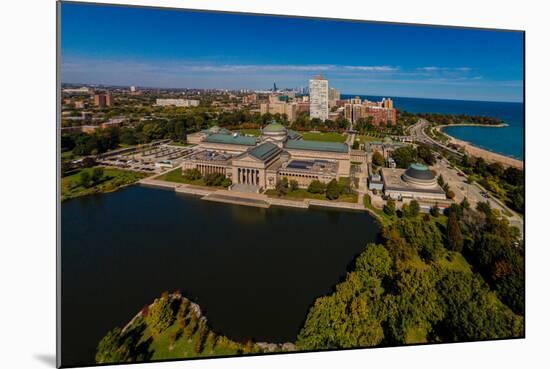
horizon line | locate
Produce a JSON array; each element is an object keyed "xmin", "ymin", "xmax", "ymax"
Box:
[{"xmin": 60, "ymin": 81, "xmax": 524, "ymax": 104}]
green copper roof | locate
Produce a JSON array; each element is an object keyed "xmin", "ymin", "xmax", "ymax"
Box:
[
  {"xmin": 287, "ymin": 129, "xmax": 302, "ymax": 140},
  {"xmin": 204, "ymin": 133, "xmax": 257, "ymax": 146},
  {"xmin": 410, "ymin": 163, "xmax": 429, "ymax": 171},
  {"xmin": 263, "ymin": 122, "xmax": 286, "ymax": 132},
  {"xmin": 247, "ymin": 142, "xmax": 281, "ymax": 162},
  {"xmin": 284, "ymin": 140, "xmax": 349, "ymax": 153}
]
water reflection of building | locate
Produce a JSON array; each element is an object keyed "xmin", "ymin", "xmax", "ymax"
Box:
[{"xmin": 184, "ymin": 121, "xmax": 351, "ymax": 192}]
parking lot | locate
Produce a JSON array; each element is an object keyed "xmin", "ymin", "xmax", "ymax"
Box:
[{"xmin": 97, "ymin": 144, "xmax": 193, "ymax": 174}]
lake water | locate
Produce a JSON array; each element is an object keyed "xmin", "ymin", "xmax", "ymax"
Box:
[
  {"xmin": 342, "ymin": 94, "xmax": 524, "ymax": 160},
  {"xmin": 61, "ymin": 185, "xmax": 381, "ymax": 366}
]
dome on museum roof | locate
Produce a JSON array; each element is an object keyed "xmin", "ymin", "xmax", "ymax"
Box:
[
  {"xmin": 404, "ymin": 163, "xmax": 435, "ymax": 181},
  {"xmin": 263, "ymin": 121, "xmax": 287, "ymax": 133}
]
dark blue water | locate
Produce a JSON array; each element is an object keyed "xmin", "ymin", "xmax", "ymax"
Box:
[
  {"xmin": 61, "ymin": 185, "xmax": 381, "ymax": 366},
  {"xmin": 342, "ymin": 94, "xmax": 524, "ymax": 160}
]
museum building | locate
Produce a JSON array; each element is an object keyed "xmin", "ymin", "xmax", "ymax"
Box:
[{"xmin": 183, "ymin": 122, "xmax": 351, "ymax": 192}]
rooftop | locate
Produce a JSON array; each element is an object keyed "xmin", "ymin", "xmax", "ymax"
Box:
[
  {"xmin": 247, "ymin": 142, "xmax": 281, "ymax": 162},
  {"xmin": 404, "ymin": 163, "xmax": 436, "ymax": 181},
  {"xmin": 381, "ymin": 168, "xmax": 445, "ymax": 194},
  {"xmin": 284, "ymin": 140, "xmax": 349, "ymax": 153},
  {"xmin": 204, "ymin": 133, "xmax": 257, "ymax": 146},
  {"xmin": 263, "ymin": 122, "xmax": 287, "ymax": 133}
]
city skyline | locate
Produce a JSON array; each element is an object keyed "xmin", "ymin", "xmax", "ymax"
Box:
[{"xmin": 61, "ymin": 3, "xmax": 524, "ymax": 103}]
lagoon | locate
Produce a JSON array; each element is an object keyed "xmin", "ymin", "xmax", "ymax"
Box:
[{"xmin": 61, "ymin": 185, "xmax": 381, "ymax": 366}]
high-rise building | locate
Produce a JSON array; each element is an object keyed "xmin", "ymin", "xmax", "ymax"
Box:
[
  {"xmin": 328, "ymin": 87, "xmax": 340, "ymax": 102},
  {"xmin": 381, "ymin": 98, "xmax": 394, "ymax": 109},
  {"xmin": 309, "ymin": 76, "xmax": 329, "ymax": 121}
]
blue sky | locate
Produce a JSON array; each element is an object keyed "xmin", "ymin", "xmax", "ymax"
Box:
[{"xmin": 60, "ymin": 2, "xmax": 524, "ymax": 102}]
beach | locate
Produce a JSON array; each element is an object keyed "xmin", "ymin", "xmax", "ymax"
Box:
[{"xmin": 436, "ymin": 125, "xmax": 524, "ymax": 169}]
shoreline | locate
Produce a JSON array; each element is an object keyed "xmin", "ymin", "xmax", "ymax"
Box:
[
  {"xmin": 139, "ymin": 177, "xmax": 377, "ymax": 216},
  {"xmin": 436, "ymin": 125, "xmax": 523, "ymax": 169}
]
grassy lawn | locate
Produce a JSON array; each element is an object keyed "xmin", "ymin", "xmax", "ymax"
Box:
[
  {"xmin": 61, "ymin": 167, "xmax": 146, "ymax": 201},
  {"xmin": 156, "ymin": 168, "xmax": 206, "ymax": 186},
  {"xmin": 301, "ymin": 131, "xmax": 347, "ymax": 143},
  {"xmin": 436, "ymin": 251, "xmax": 472, "ymax": 273},
  {"xmin": 356, "ymin": 134, "xmax": 386, "ymax": 143},
  {"xmin": 236, "ymin": 129, "xmax": 261, "ymax": 137},
  {"xmin": 265, "ymin": 188, "xmax": 358, "ymax": 203},
  {"xmin": 145, "ymin": 324, "xmax": 241, "ymax": 360},
  {"xmin": 155, "ymin": 168, "xmax": 229, "ymax": 189}
]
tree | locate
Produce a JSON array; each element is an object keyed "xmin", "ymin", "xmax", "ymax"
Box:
[
  {"xmin": 326, "ymin": 179, "xmax": 340, "ymax": 200},
  {"xmin": 147, "ymin": 295, "xmax": 176, "ymax": 335},
  {"xmin": 446, "ymin": 190, "xmax": 455, "ymax": 199},
  {"xmin": 183, "ymin": 168, "xmax": 202, "ymax": 180},
  {"xmin": 430, "ymin": 204, "xmax": 440, "ymax": 217},
  {"xmin": 391, "ymin": 146, "xmax": 417, "ymax": 168},
  {"xmin": 383, "ymin": 199, "xmax": 396, "ymax": 216},
  {"xmin": 417, "ymin": 144, "xmax": 435, "ymax": 165},
  {"xmin": 82, "ymin": 156, "xmax": 96, "ymax": 168},
  {"xmin": 437, "ymin": 174, "xmax": 445, "ymax": 187},
  {"xmin": 461, "ymin": 197, "xmax": 470, "ymax": 209},
  {"xmin": 308, "ymin": 180, "xmax": 325, "ymax": 194},
  {"xmin": 275, "ymin": 177, "xmax": 289, "ymax": 196},
  {"xmin": 372, "ymin": 150, "xmax": 385, "ymax": 167},
  {"xmin": 435, "ymin": 271, "xmax": 523, "ymax": 341},
  {"xmin": 92, "ymin": 167, "xmax": 104, "ymax": 183},
  {"xmin": 447, "ymin": 212, "xmax": 464, "ymax": 252},
  {"xmin": 409, "ymin": 200, "xmax": 420, "ymax": 217},
  {"xmin": 95, "ymin": 328, "xmax": 131, "ymax": 364},
  {"xmin": 80, "ymin": 171, "xmax": 92, "ymax": 188},
  {"xmin": 289, "ymin": 179, "xmax": 299, "ymax": 191}
]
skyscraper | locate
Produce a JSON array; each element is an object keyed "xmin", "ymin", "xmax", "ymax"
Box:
[{"xmin": 309, "ymin": 76, "xmax": 329, "ymax": 121}]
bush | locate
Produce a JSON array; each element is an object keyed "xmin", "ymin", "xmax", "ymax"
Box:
[
  {"xmin": 183, "ymin": 168, "xmax": 202, "ymax": 180},
  {"xmin": 372, "ymin": 150, "xmax": 385, "ymax": 167},
  {"xmin": 326, "ymin": 179, "xmax": 340, "ymax": 200},
  {"xmin": 383, "ymin": 199, "xmax": 396, "ymax": 216},
  {"xmin": 289, "ymin": 179, "xmax": 299, "ymax": 191},
  {"xmin": 221, "ymin": 178, "xmax": 232, "ymax": 187},
  {"xmin": 80, "ymin": 171, "xmax": 92, "ymax": 188},
  {"xmin": 275, "ymin": 177, "xmax": 289, "ymax": 196},
  {"xmin": 409, "ymin": 200, "xmax": 420, "ymax": 217},
  {"xmin": 430, "ymin": 204, "xmax": 440, "ymax": 217},
  {"xmin": 363, "ymin": 194, "xmax": 371, "ymax": 208},
  {"xmin": 92, "ymin": 167, "xmax": 104, "ymax": 183},
  {"xmin": 446, "ymin": 190, "xmax": 455, "ymax": 199},
  {"xmin": 204, "ymin": 172, "xmax": 226, "ymax": 186},
  {"xmin": 308, "ymin": 180, "xmax": 325, "ymax": 194}
]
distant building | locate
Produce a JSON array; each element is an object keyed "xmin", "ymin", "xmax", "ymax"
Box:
[
  {"xmin": 130, "ymin": 86, "xmax": 137, "ymax": 93},
  {"xmin": 242, "ymin": 93, "xmax": 257, "ymax": 104},
  {"xmin": 309, "ymin": 76, "xmax": 329, "ymax": 121},
  {"xmin": 364, "ymin": 106, "xmax": 397, "ymax": 126},
  {"xmin": 155, "ymin": 99, "xmax": 200, "ymax": 107},
  {"xmin": 328, "ymin": 87, "xmax": 340, "ymax": 102},
  {"xmin": 93, "ymin": 93, "xmax": 113, "ymax": 107},
  {"xmin": 260, "ymin": 101, "xmax": 299, "ymax": 122},
  {"xmin": 63, "ymin": 86, "xmax": 91, "ymax": 94}
]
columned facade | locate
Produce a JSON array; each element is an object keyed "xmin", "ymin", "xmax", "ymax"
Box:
[{"xmin": 237, "ymin": 167, "xmax": 262, "ymax": 186}]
